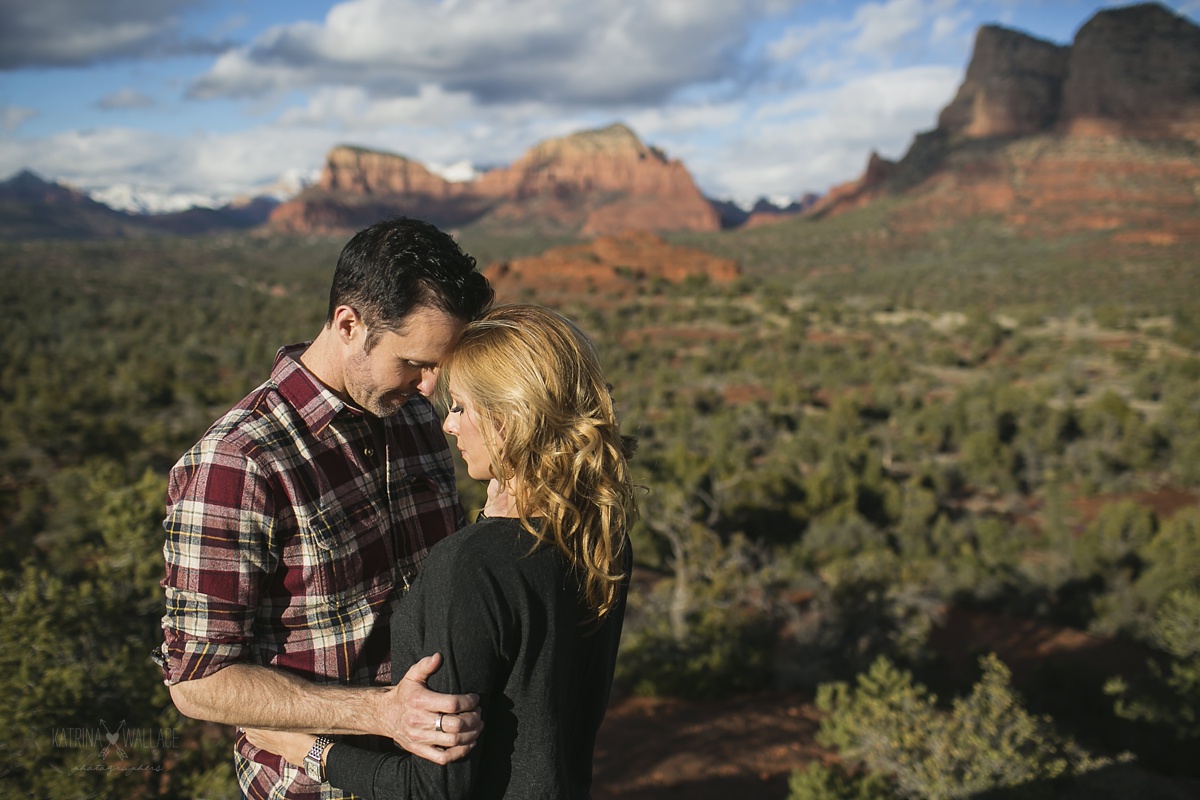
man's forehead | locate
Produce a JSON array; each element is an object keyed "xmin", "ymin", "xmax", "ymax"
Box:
[{"xmin": 379, "ymin": 311, "xmax": 464, "ymax": 361}]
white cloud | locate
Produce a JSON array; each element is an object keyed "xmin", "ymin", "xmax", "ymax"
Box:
[
  {"xmin": 930, "ymin": 8, "xmax": 973, "ymax": 44},
  {"xmin": 1, "ymin": 105, "xmax": 37, "ymax": 132},
  {"xmin": 188, "ymin": 0, "xmax": 793, "ymax": 107},
  {"xmin": 848, "ymin": 0, "xmax": 929, "ymax": 58},
  {"xmin": 771, "ymin": 0, "xmax": 960, "ymax": 85},
  {"xmin": 701, "ymin": 64, "xmax": 961, "ymax": 202},
  {"xmin": 278, "ymin": 84, "xmax": 483, "ymax": 130},
  {"xmin": 0, "ymin": 125, "xmax": 334, "ymax": 204},
  {"xmin": 97, "ymin": 88, "xmax": 157, "ymax": 110},
  {"xmin": 768, "ymin": 18, "xmax": 848, "ymax": 64},
  {"xmin": 627, "ymin": 102, "xmax": 744, "ymax": 141}
]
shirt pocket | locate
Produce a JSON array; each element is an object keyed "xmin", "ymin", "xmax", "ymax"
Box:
[
  {"xmin": 405, "ymin": 469, "xmax": 459, "ymax": 515},
  {"xmin": 392, "ymin": 470, "xmax": 462, "ymax": 564},
  {"xmin": 304, "ymin": 498, "xmax": 394, "ymax": 608}
]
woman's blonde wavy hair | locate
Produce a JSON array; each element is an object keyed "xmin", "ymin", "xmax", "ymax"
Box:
[{"xmin": 439, "ymin": 304, "xmax": 637, "ymax": 620}]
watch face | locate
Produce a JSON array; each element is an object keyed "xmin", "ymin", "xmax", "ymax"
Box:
[{"xmin": 304, "ymin": 737, "xmax": 331, "ymax": 782}]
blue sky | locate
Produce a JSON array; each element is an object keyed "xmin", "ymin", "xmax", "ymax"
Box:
[{"xmin": 1, "ymin": 0, "xmax": 1197, "ymax": 211}]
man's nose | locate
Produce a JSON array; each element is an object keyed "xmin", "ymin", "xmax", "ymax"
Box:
[{"xmin": 416, "ymin": 367, "xmax": 439, "ymax": 397}]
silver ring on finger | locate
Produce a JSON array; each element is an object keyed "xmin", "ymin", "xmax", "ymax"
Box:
[{"xmin": 435, "ymin": 712, "xmax": 444, "ymax": 733}]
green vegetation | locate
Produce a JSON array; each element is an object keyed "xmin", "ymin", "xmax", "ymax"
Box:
[
  {"xmin": 789, "ymin": 654, "xmax": 1109, "ymax": 800},
  {"xmin": 1, "ymin": 208, "xmax": 1198, "ymax": 796}
]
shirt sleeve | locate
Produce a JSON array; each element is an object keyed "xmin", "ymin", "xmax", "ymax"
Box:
[
  {"xmin": 324, "ymin": 533, "xmax": 510, "ymax": 800},
  {"xmin": 159, "ymin": 436, "xmax": 274, "ymax": 685}
]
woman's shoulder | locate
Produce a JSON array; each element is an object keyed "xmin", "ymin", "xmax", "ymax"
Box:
[{"xmin": 426, "ymin": 517, "xmax": 544, "ymax": 571}]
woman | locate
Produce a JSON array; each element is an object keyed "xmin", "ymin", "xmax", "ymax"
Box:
[{"xmin": 246, "ymin": 304, "xmax": 637, "ymax": 799}]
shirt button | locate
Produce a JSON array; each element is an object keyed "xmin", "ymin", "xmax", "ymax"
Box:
[{"xmin": 364, "ymin": 447, "xmax": 375, "ymax": 458}]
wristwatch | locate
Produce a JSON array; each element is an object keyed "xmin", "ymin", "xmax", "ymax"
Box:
[{"xmin": 303, "ymin": 736, "xmax": 334, "ymax": 783}]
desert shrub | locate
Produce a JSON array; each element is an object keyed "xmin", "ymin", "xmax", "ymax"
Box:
[
  {"xmin": 787, "ymin": 533, "xmax": 945, "ymax": 679},
  {"xmin": 619, "ymin": 487, "xmax": 781, "ymax": 699},
  {"xmin": 941, "ymin": 516, "xmax": 1039, "ymax": 603},
  {"xmin": 799, "ymin": 443, "xmax": 890, "ymax": 526},
  {"xmin": 1075, "ymin": 501, "xmax": 1157, "ymax": 633},
  {"xmin": 1073, "ymin": 500, "xmax": 1155, "ymax": 577},
  {"xmin": 788, "ymin": 761, "xmax": 896, "ymax": 800},
  {"xmin": 1168, "ymin": 307, "xmax": 1200, "ymax": 350},
  {"xmin": 889, "ymin": 478, "xmax": 940, "ymax": 545},
  {"xmin": 0, "ymin": 477, "xmax": 239, "ymax": 799},
  {"xmin": 0, "ymin": 460, "xmax": 238, "ymax": 799},
  {"xmin": 616, "ymin": 595, "xmax": 775, "ymax": 699},
  {"xmin": 806, "ymin": 654, "xmax": 1108, "ymax": 800},
  {"xmin": 1132, "ymin": 509, "xmax": 1200, "ymax": 613},
  {"xmin": 1106, "ymin": 587, "xmax": 1200, "ymax": 742},
  {"xmin": 960, "ymin": 428, "xmax": 1021, "ymax": 493},
  {"xmin": 1158, "ymin": 372, "xmax": 1200, "ymax": 485},
  {"xmin": 959, "ymin": 311, "xmax": 1009, "ymax": 366},
  {"xmin": 799, "ymin": 514, "xmax": 891, "ymax": 566}
]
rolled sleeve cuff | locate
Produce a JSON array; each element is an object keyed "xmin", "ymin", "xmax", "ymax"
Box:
[
  {"xmin": 160, "ymin": 585, "xmax": 253, "ymax": 686},
  {"xmin": 159, "ymin": 627, "xmax": 250, "ymax": 686}
]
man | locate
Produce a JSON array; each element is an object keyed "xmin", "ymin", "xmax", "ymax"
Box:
[{"xmin": 158, "ymin": 217, "xmax": 494, "ymax": 799}]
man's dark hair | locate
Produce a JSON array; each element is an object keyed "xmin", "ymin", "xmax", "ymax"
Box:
[{"xmin": 327, "ymin": 217, "xmax": 494, "ymax": 350}]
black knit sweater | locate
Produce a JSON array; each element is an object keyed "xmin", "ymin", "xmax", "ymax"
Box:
[{"xmin": 325, "ymin": 517, "xmax": 629, "ymax": 799}]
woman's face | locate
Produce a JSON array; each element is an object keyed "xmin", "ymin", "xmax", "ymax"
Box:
[{"xmin": 442, "ymin": 381, "xmax": 495, "ymax": 481}]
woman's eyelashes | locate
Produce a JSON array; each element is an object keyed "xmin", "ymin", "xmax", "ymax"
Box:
[{"xmin": 449, "ymin": 404, "xmax": 463, "ymax": 414}]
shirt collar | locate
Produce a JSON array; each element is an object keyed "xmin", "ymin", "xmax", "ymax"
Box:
[{"xmin": 270, "ymin": 342, "xmax": 364, "ymax": 436}]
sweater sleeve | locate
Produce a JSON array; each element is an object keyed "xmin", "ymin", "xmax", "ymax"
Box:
[{"xmin": 324, "ymin": 526, "xmax": 516, "ymax": 800}]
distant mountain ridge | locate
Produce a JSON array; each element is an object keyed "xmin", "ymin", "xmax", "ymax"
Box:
[
  {"xmin": 0, "ymin": 169, "xmax": 142, "ymax": 240},
  {"xmin": 0, "ymin": 169, "xmax": 279, "ymax": 241},
  {"xmin": 2, "ymin": 2, "xmax": 1197, "ymax": 243},
  {"xmin": 267, "ymin": 123, "xmax": 720, "ymax": 236}
]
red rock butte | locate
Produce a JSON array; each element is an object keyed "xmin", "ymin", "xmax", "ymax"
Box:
[
  {"xmin": 268, "ymin": 124, "xmax": 719, "ymax": 237},
  {"xmin": 808, "ymin": 2, "xmax": 1200, "ymax": 245}
]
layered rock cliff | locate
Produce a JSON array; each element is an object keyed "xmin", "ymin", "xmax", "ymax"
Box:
[
  {"xmin": 936, "ymin": 2, "xmax": 1200, "ymax": 142},
  {"xmin": 936, "ymin": 26, "xmax": 1069, "ymax": 139},
  {"xmin": 812, "ymin": 1, "xmax": 1200, "ymax": 244},
  {"xmin": 268, "ymin": 124, "xmax": 719, "ymax": 236},
  {"xmin": 476, "ymin": 124, "xmax": 719, "ymax": 234},
  {"xmin": 268, "ymin": 145, "xmax": 488, "ymax": 234},
  {"xmin": 1059, "ymin": 2, "xmax": 1200, "ymax": 139},
  {"xmin": 319, "ymin": 146, "xmax": 461, "ymax": 197}
]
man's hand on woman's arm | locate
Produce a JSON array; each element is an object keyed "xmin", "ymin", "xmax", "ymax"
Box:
[
  {"xmin": 168, "ymin": 653, "xmax": 481, "ymax": 764},
  {"xmin": 378, "ymin": 653, "xmax": 481, "ymax": 764}
]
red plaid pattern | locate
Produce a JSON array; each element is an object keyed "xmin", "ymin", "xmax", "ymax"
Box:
[{"xmin": 160, "ymin": 344, "xmax": 464, "ymax": 800}]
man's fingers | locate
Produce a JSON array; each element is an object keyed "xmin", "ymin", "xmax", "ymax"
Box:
[
  {"xmin": 438, "ymin": 744, "xmax": 475, "ymax": 763},
  {"xmin": 434, "ymin": 711, "xmax": 483, "ymax": 741},
  {"xmin": 399, "ymin": 652, "xmax": 480, "ymax": 710},
  {"xmin": 454, "ymin": 709, "xmax": 483, "ymax": 736},
  {"xmin": 385, "ymin": 652, "xmax": 482, "ymax": 753},
  {"xmin": 435, "ymin": 693, "xmax": 481, "ymax": 714},
  {"xmin": 395, "ymin": 682, "xmax": 480, "ymax": 715},
  {"xmin": 400, "ymin": 742, "xmax": 475, "ymax": 766}
]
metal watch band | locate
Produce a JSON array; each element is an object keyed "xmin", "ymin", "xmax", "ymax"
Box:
[{"xmin": 304, "ymin": 735, "xmax": 334, "ymax": 782}]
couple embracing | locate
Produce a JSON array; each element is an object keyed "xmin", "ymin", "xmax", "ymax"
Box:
[{"xmin": 157, "ymin": 217, "xmax": 637, "ymax": 799}]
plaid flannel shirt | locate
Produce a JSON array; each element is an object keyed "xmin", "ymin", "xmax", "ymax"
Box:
[{"xmin": 159, "ymin": 344, "xmax": 465, "ymax": 800}]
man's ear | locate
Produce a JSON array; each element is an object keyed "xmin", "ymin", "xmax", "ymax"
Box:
[{"xmin": 331, "ymin": 305, "xmax": 364, "ymax": 345}]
